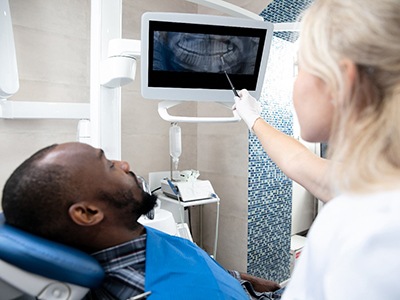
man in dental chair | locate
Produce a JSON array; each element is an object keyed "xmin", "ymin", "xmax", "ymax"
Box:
[{"xmin": 2, "ymin": 142, "xmax": 281, "ymax": 300}]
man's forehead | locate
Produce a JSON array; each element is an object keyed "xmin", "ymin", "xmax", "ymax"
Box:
[{"xmin": 39, "ymin": 143, "xmax": 97, "ymax": 165}]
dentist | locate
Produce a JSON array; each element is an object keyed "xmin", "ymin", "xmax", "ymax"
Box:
[{"xmin": 234, "ymin": 0, "xmax": 400, "ymax": 298}]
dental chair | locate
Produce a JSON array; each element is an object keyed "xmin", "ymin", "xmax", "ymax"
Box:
[{"xmin": 0, "ymin": 213, "xmax": 104, "ymax": 300}]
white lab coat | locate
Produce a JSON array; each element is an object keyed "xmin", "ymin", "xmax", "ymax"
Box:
[{"xmin": 282, "ymin": 189, "xmax": 400, "ymax": 300}]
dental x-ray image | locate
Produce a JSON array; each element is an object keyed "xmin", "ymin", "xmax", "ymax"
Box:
[
  {"xmin": 153, "ymin": 31, "xmax": 260, "ymax": 75},
  {"xmin": 142, "ymin": 14, "xmax": 273, "ymax": 101}
]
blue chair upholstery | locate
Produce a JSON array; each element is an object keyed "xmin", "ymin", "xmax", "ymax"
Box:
[{"xmin": 0, "ymin": 213, "xmax": 104, "ymax": 299}]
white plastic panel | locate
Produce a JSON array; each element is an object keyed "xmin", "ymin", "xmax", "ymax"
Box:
[
  {"xmin": 0, "ymin": 260, "xmax": 89, "ymax": 300},
  {"xmin": 90, "ymin": 0, "xmax": 122, "ymax": 160},
  {"xmin": 0, "ymin": 0, "xmax": 19, "ymax": 99}
]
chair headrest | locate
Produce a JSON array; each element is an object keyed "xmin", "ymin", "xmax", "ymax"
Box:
[{"xmin": 0, "ymin": 213, "xmax": 104, "ymax": 288}]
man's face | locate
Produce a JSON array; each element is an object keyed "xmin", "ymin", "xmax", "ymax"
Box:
[{"xmin": 41, "ymin": 142, "xmax": 157, "ymax": 227}]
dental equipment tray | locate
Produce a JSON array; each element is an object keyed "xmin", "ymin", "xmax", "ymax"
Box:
[{"xmin": 161, "ymin": 179, "xmax": 215, "ymax": 202}]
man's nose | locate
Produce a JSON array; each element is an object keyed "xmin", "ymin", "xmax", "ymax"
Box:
[{"xmin": 114, "ymin": 160, "xmax": 130, "ymax": 173}]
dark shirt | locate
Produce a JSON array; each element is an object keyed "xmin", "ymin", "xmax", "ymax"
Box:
[{"xmin": 84, "ymin": 235, "xmax": 146, "ymax": 299}]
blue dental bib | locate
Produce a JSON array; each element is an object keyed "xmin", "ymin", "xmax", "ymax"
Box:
[{"xmin": 144, "ymin": 227, "xmax": 248, "ymax": 299}]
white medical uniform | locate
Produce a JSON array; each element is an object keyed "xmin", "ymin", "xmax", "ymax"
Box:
[{"xmin": 282, "ymin": 189, "xmax": 400, "ymax": 300}]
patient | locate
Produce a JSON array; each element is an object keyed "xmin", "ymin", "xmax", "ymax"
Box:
[{"xmin": 2, "ymin": 142, "xmax": 281, "ymax": 300}]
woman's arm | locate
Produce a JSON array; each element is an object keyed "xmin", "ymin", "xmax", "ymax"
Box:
[
  {"xmin": 253, "ymin": 118, "xmax": 332, "ymax": 202},
  {"xmin": 234, "ymin": 89, "xmax": 333, "ymax": 202}
]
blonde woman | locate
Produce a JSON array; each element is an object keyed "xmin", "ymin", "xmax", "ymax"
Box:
[{"xmin": 235, "ymin": 0, "xmax": 400, "ymax": 298}]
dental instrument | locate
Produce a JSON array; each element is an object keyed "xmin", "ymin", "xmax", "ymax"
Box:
[
  {"xmin": 137, "ymin": 175, "xmax": 155, "ymax": 220},
  {"xmin": 220, "ymin": 56, "xmax": 239, "ymax": 97}
]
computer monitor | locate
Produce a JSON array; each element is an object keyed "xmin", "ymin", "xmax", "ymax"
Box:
[{"xmin": 141, "ymin": 12, "xmax": 274, "ymax": 103}]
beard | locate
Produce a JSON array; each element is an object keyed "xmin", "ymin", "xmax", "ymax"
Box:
[
  {"xmin": 99, "ymin": 188, "xmax": 158, "ymax": 229},
  {"xmin": 136, "ymin": 191, "xmax": 158, "ymax": 216}
]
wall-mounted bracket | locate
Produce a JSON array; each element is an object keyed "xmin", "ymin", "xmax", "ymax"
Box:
[{"xmin": 158, "ymin": 100, "xmax": 241, "ymax": 123}]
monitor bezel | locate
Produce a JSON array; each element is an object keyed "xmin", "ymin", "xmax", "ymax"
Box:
[{"xmin": 141, "ymin": 12, "xmax": 274, "ymax": 103}]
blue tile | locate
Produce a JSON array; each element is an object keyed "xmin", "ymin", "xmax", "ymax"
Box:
[
  {"xmin": 260, "ymin": 0, "xmax": 315, "ymax": 42},
  {"xmin": 247, "ymin": 36, "xmax": 296, "ymax": 282}
]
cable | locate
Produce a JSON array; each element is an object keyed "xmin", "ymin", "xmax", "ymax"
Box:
[{"xmin": 151, "ymin": 186, "xmax": 161, "ymax": 194}]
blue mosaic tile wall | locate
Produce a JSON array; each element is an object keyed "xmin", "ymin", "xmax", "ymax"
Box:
[
  {"xmin": 261, "ymin": 0, "xmax": 314, "ymax": 42},
  {"xmin": 247, "ymin": 36, "xmax": 296, "ymax": 282},
  {"xmin": 246, "ymin": 0, "xmax": 315, "ymax": 284}
]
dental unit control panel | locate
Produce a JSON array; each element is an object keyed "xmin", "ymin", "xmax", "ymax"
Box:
[
  {"xmin": 161, "ymin": 178, "xmax": 216, "ymax": 202},
  {"xmin": 161, "ymin": 169, "xmax": 216, "ymax": 202}
]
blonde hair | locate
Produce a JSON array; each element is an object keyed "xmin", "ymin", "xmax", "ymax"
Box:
[{"xmin": 298, "ymin": 0, "xmax": 400, "ymax": 193}]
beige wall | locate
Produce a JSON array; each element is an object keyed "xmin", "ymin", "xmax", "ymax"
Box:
[
  {"xmin": 0, "ymin": 0, "xmax": 91, "ymax": 197},
  {"xmin": 0, "ymin": 0, "xmax": 261, "ymax": 273}
]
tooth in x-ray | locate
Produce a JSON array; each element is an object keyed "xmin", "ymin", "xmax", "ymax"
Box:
[{"xmin": 153, "ymin": 32, "xmax": 259, "ymax": 74}]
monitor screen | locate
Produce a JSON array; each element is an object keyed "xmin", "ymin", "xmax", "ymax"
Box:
[{"xmin": 141, "ymin": 12, "xmax": 274, "ymax": 103}]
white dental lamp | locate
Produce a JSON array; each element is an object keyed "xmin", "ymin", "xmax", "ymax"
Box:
[{"xmin": 99, "ymin": 39, "xmax": 140, "ymax": 88}]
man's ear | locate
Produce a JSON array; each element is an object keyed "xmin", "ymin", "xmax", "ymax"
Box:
[{"xmin": 68, "ymin": 202, "xmax": 104, "ymax": 226}]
